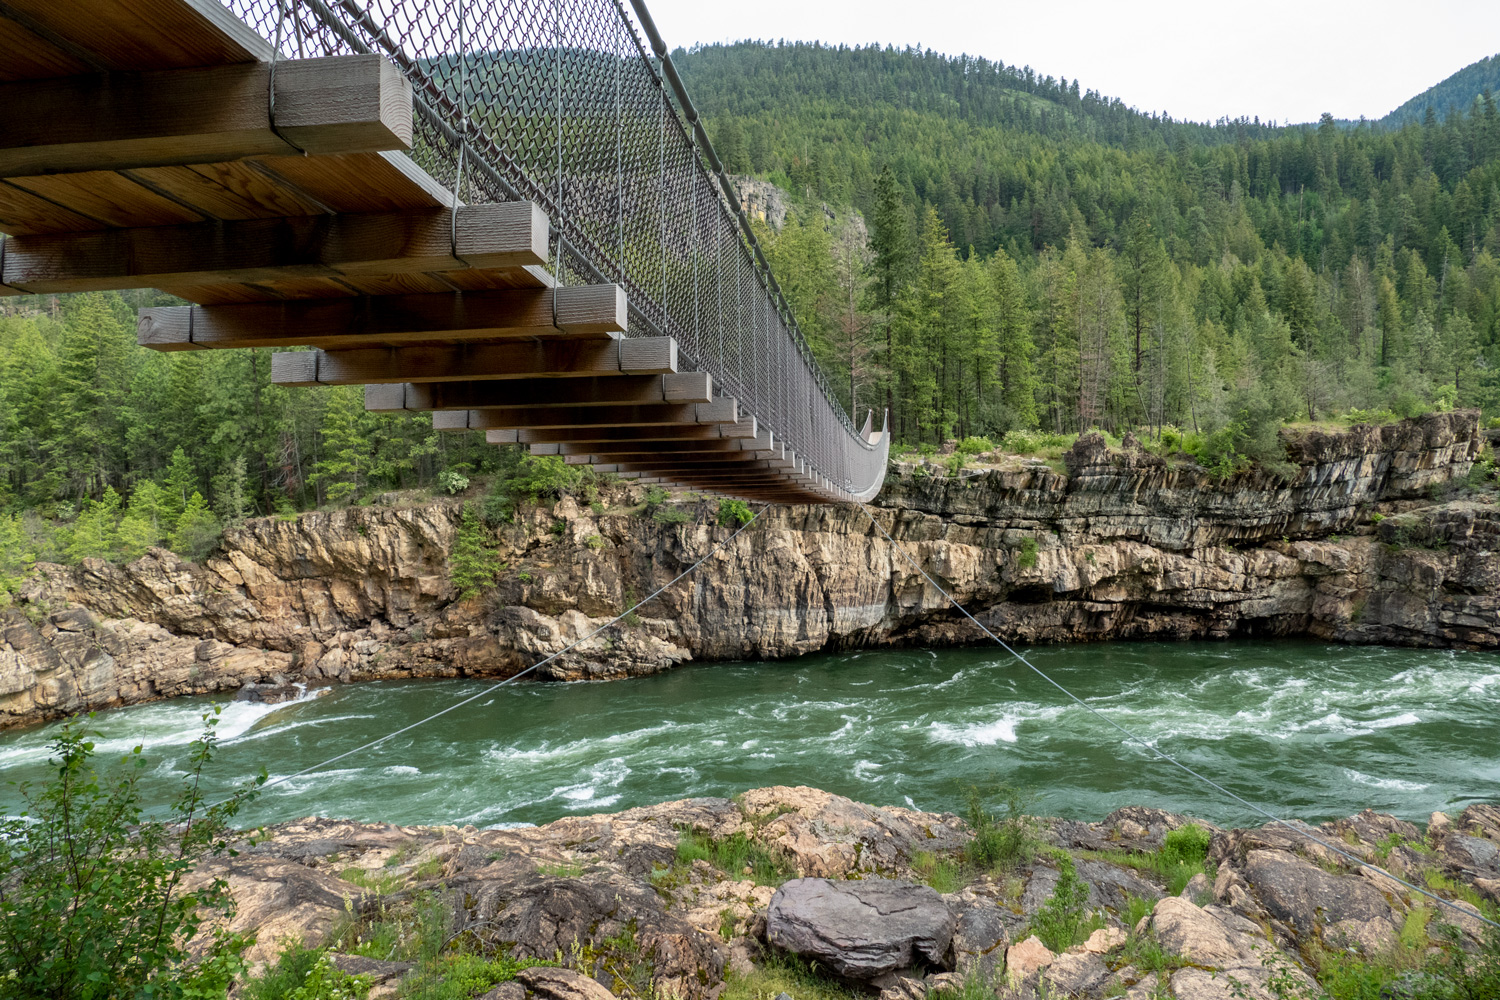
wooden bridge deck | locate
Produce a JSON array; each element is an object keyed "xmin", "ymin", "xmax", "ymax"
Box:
[{"xmin": 0, "ymin": 0, "xmax": 875, "ymax": 502}]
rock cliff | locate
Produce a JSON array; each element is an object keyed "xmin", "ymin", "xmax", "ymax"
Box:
[{"xmin": 2, "ymin": 410, "xmax": 1495, "ymax": 728}]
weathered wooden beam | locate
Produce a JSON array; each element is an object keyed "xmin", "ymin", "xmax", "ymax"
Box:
[
  {"xmin": 373, "ymin": 373, "xmax": 711, "ymax": 411},
  {"xmin": 2, "ymin": 201, "xmax": 546, "ymax": 293},
  {"xmin": 270, "ymin": 336, "xmax": 675, "ymax": 386},
  {"xmin": 384, "ymin": 399, "xmax": 731, "ymax": 428},
  {"xmin": 139, "ymin": 283, "xmax": 623, "ymax": 352},
  {"xmin": 0, "ymin": 55, "xmax": 412, "ymax": 177},
  {"xmin": 481, "ymin": 422, "xmax": 758, "ymax": 445}
]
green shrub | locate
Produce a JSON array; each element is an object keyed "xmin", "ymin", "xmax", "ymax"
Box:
[
  {"xmin": 652, "ymin": 506, "xmax": 693, "ymax": 525},
  {"xmin": 437, "ymin": 470, "xmax": 470, "ymax": 495},
  {"xmin": 1027, "ymin": 853, "xmax": 1103, "ymax": 952},
  {"xmin": 911, "ymin": 850, "xmax": 964, "ymax": 893},
  {"xmin": 0, "ymin": 709, "xmax": 264, "ymax": 999},
  {"xmin": 449, "ymin": 501, "xmax": 502, "ymax": 600},
  {"xmin": 717, "ymin": 499, "xmax": 754, "ymax": 527},
  {"xmin": 675, "ymin": 829, "xmax": 796, "ymax": 886},
  {"xmin": 1016, "ymin": 536, "xmax": 1039, "ymax": 569},
  {"xmin": 962, "ymin": 783, "xmax": 1040, "ymax": 873},
  {"xmin": 957, "ymin": 436, "xmax": 995, "ymax": 455}
]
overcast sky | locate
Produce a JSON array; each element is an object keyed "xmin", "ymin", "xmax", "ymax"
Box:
[{"xmin": 643, "ymin": 0, "xmax": 1500, "ymax": 125}]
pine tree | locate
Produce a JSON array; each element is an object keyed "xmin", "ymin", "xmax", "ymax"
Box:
[
  {"xmin": 310, "ymin": 387, "xmax": 369, "ymax": 505},
  {"xmin": 448, "ymin": 501, "xmax": 500, "ymax": 601},
  {"xmin": 169, "ymin": 491, "xmax": 221, "ymax": 562},
  {"xmin": 162, "ymin": 447, "xmax": 198, "ymax": 529}
]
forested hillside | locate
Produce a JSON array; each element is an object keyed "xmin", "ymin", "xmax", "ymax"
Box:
[
  {"xmin": 689, "ymin": 42, "xmax": 1500, "ymax": 453},
  {"xmin": 2, "ymin": 41, "xmax": 1500, "ymax": 567},
  {"xmin": 1380, "ymin": 53, "xmax": 1500, "ymax": 128}
]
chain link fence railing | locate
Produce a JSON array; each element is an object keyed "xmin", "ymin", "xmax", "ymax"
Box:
[{"xmin": 228, "ymin": 0, "xmax": 885, "ymax": 497}]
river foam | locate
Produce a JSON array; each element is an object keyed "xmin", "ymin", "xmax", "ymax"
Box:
[{"xmin": 0, "ymin": 641, "xmax": 1495, "ymax": 830}]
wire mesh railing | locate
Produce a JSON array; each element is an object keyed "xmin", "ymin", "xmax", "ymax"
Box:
[{"xmin": 228, "ymin": 0, "xmax": 884, "ymax": 497}]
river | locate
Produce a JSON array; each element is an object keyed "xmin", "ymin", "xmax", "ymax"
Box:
[{"xmin": 2, "ymin": 640, "xmax": 1496, "ymax": 830}]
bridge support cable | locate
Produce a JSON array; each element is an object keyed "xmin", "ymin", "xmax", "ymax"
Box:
[
  {"xmin": 211, "ymin": 502, "xmax": 772, "ymax": 809},
  {"xmin": 857, "ymin": 501, "xmax": 1500, "ymax": 932}
]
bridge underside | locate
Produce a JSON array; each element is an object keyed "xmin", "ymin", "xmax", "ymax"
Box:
[{"xmin": 0, "ymin": 0, "xmax": 886, "ymax": 504}]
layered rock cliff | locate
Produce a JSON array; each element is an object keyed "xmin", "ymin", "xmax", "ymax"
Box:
[{"xmin": 2, "ymin": 410, "xmax": 1494, "ymax": 727}]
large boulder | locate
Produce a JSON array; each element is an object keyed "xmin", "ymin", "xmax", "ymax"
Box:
[
  {"xmin": 766, "ymin": 878, "xmax": 955, "ymax": 979},
  {"xmin": 1243, "ymin": 849, "xmax": 1402, "ymax": 952}
]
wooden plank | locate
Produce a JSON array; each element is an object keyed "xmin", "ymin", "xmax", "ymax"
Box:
[
  {"xmin": 0, "ymin": 17, "xmax": 95, "ymax": 81},
  {"xmin": 271, "ymin": 336, "xmax": 677, "ymax": 386},
  {"xmin": 0, "ymin": 56, "xmax": 412, "ymax": 177},
  {"xmin": 256, "ymin": 151, "xmax": 454, "ymax": 213},
  {"xmin": 4, "ymin": 202, "xmax": 548, "ymax": 293},
  {"xmin": 7, "ymin": 170, "xmax": 205, "ymax": 227},
  {"xmin": 3, "ymin": 0, "xmax": 271, "ymax": 72},
  {"xmin": 485, "ymin": 424, "xmax": 731, "ymax": 445},
  {"xmin": 138, "ymin": 284, "xmax": 625, "ymax": 351},
  {"xmin": 405, "ymin": 402, "xmax": 719, "ymax": 428},
  {"xmin": 399, "ymin": 372, "xmax": 711, "ymax": 410},
  {"xmin": 125, "ymin": 162, "xmax": 329, "ymax": 220},
  {"xmin": 0, "ymin": 180, "xmax": 104, "ymax": 235}
]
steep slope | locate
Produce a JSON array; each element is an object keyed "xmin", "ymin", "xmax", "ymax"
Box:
[{"xmin": 1380, "ymin": 52, "xmax": 1500, "ymax": 127}]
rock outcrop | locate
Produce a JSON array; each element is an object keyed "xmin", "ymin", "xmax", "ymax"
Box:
[
  {"xmin": 2, "ymin": 410, "xmax": 1495, "ymax": 728},
  {"xmin": 197, "ymin": 787, "xmax": 1499, "ymax": 1000}
]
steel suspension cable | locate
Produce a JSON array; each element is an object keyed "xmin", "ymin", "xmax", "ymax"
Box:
[
  {"xmin": 856, "ymin": 500, "xmax": 1500, "ymax": 931},
  {"xmin": 213, "ymin": 504, "xmax": 771, "ymax": 808}
]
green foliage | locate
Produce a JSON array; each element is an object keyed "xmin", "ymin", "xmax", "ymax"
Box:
[
  {"xmin": 719, "ymin": 950, "xmax": 865, "ymax": 1000},
  {"xmin": 242, "ymin": 941, "xmax": 325, "ymax": 1000},
  {"xmin": 437, "ymin": 470, "xmax": 470, "ymax": 495},
  {"xmin": 651, "ymin": 506, "xmax": 693, "ymax": 525},
  {"xmin": 717, "ymin": 498, "xmax": 754, "ymax": 527},
  {"xmin": 911, "ymin": 850, "xmax": 964, "ymax": 893},
  {"xmin": 1016, "ymin": 536, "xmax": 1040, "ymax": 569},
  {"xmin": 0, "ymin": 512, "xmax": 33, "ymax": 604},
  {"xmin": 674, "ymin": 829, "xmax": 797, "ymax": 887},
  {"xmin": 957, "ymin": 436, "xmax": 996, "ymax": 455},
  {"xmin": 449, "ymin": 501, "xmax": 502, "ymax": 601},
  {"xmin": 169, "ymin": 490, "xmax": 223, "ymax": 562},
  {"xmin": 962, "ymin": 783, "xmax": 1041, "ymax": 873},
  {"xmin": 536, "ymin": 860, "xmax": 585, "ymax": 878},
  {"xmin": 0, "ymin": 709, "xmax": 264, "ymax": 1000},
  {"xmin": 1081, "ymin": 822, "xmax": 1213, "ymax": 896},
  {"xmin": 1027, "ymin": 852, "xmax": 1104, "ymax": 952},
  {"xmin": 286, "ymin": 952, "xmax": 372, "ymax": 1000}
]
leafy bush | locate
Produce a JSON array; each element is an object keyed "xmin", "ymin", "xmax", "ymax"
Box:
[
  {"xmin": 717, "ymin": 499, "xmax": 754, "ymax": 527},
  {"xmin": 957, "ymin": 436, "xmax": 995, "ymax": 455},
  {"xmin": 1000, "ymin": 429, "xmax": 1075, "ymax": 455},
  {"xmin": 1016, "ymin": 536, "xmax": 1039, "ymax": 569},
  {"xmin": 437, "ymin": 470, "xmax": 470, "ymax": 495},
  {"xmin": 483, "ymin": 454, "xmax": 588, "ymax": 524},
  {"xmin": 652, "ymin": 506, "xmax": 693, "ymax": 525},
  {"xmin": 0, "ymin": 709, "xmax": 264, "ymax": 999}
]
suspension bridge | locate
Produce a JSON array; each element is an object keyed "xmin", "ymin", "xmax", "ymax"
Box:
[{"xmin": 0, "ymin": 0, "xmax": 888, "ymax": 504}]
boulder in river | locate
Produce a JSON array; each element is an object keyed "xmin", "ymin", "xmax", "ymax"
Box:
[{"xmin": 765, "ymin": 877, "xmax": 955, "ymax": 979}]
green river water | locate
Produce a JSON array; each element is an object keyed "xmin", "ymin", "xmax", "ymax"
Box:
[{"xmin": 1, "ymin": 640, "xmax": 1496, "ymax": 829}]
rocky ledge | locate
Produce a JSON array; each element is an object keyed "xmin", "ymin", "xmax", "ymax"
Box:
[
  {"xmin": 198, "ymin": 787, "xmax": 1500, "ymax": 999},
  {"xmin": 2, "ymin": 411, "xmax": 1496, "ymax": 727}
]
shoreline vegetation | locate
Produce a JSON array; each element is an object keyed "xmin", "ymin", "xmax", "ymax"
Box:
[{"xmin": 5, "ymin": 720, "xmax": 1497, "ymax": 1000}]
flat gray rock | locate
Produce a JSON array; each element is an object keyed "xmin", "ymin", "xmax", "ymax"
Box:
[{"xmin": 766, "ymin": 877, "xmax": 955, "ymax": 979}]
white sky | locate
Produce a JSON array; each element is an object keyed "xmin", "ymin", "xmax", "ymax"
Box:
[{"xmin": 644, "ymin": 0, "xmax": 1500, "ymax": 125}]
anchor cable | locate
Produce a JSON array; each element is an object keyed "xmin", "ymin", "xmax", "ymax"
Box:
[{"xmin": 856, "ymin": 500, "xmax": 1500, "ymax": 931}]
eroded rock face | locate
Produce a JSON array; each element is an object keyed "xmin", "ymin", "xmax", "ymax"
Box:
[
  {"xmin": 3, "ymin": 410, "xmax": 1494, "ymax": 727},
  {"xmin": 766, "ymin": 878, "xmax": 955, "ymax": 979}
]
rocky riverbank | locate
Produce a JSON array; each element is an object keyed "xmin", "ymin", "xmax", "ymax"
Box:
[
  {"xmin": 200, "ymin": 786, "xmax": 1500, "ymax": 999},
  {"xmin": 1, "ymin": 410, "xmax": 1495, "ymax": 728}
]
